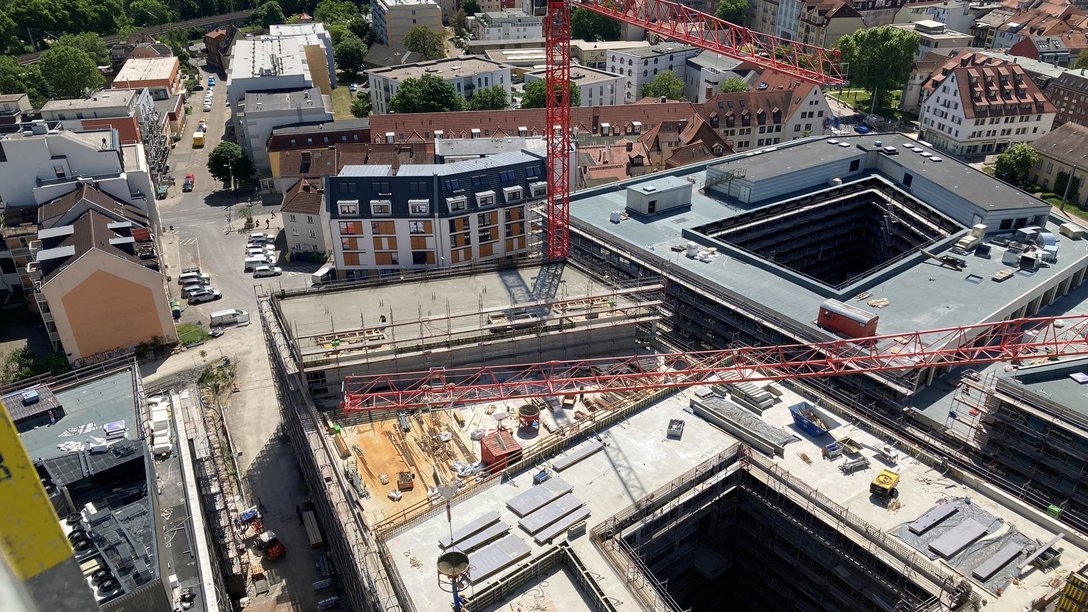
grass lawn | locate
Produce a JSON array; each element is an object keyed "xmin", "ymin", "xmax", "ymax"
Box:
[
  {"xmin": 828, "ymin": 88, "xmax": 905, "ymax": 121},
  {"xmin": 176, "ymin": 323, "xmax": 208, "ymax": 346},
  {"xmin": 330, "ymin": 87, "xmax": 355, "ymax": 120},
  {"xmin": 1035, "ymin": 191, "xmax": 1088, "ymax": 222}
]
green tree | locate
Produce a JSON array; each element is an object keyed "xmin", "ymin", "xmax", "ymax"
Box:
[
  {"xmin": 720, "ymin": 76, "xmax": 749, "ymax": 93},
  {"xmin": 836, "ymin": 26, "xmax": 919, "ymax": 110},
  {"xmin": 521, "ymin": 78, "xmax": 581, "ymax": 108},
  {"xmin": 314, "ymin": 0, "xmax": 360, "ymax": 24},
  {"xmin": 642, "ymin": 71, "xmax": 685, "ymax": 100},
  {"xmin": 39, "ymin": 46, "xmax": 104, "ymax": 99},
  {"xmin": 52, "ymin": 32, "xmax": 110, "ymax": 65},
  {"xmin": 403, "ymin": 25, "xmax": 446, "ymax": 60},
  {"xmin": 390, "ymin": 73, "xmax": 464, "ymax": 113},
  {"xmin": 328, "ymin": 23, "xmax": 351, "ymax": 48},
  {"xmin": 1075, "ymin": 49, "xmax": 1088, "ymax": 70},
  {"xmin": 129, "ymin": 0, "xmax": 177, "ymax": 25},
  {"xmin": 467, "ymin": 85, "xmax": 508, "ymax": 110},
  {"xmin": 351, "ymin": 91, "xmax": 370, "ymax": 117},
  {"xmin": 348, "ymin": 15, "xmax": 376, "ymax": 46},
  {"xmin": 453, "ymin": 8, "xmax": 468, "ymax": 36},
  {"xmin": 0, "ymin": 56, "xmax": 46, "ymax": 106},
  {"xmin": 335, "ymin": 34, "xmax": 367, "ymax": 77},
  {"xmin": 0, "ymin": 11, "xmax": 24, "ymax": 56},
  {"xmin": 571, "ymin": 7, "xmax": 620, "ymax": 41},
  {"xmin": 715, "ymin": 0, "xmax": 749, "ymax": 24},
  {"xmin": 993, "ymin": 143, "xmax": 1040, "ymax": 188},
  {"xmin": 207, "ymin": 141, "xmax": 255, "ymax": 187},
  {"xmin": 463, "ymin": 0, "xmax": 481, "ymax": 14},
  {"xmin": 254, "ymin": 1, "xmax": 287, "ymax": 29},
  {"xmin": 1055, "ymin": 170, "xmax": 1082, "ymax": 204}
]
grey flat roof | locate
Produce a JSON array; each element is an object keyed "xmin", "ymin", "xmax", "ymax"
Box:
[
  {"xmin": 243, "ymin": 87, "xmax": 323, "ymax": 112},
  {"xmin": 618, "ymin": 43, "xmax": 697, "ymax": 58},
  {"xmin": 569, "ymin": 136, "xmax": 1088, "ymax": 340},
  {"xmin": 17, "ymin": 369, "xmax": 137, "ymax": 462}
]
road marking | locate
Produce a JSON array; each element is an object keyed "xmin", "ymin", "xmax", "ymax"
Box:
[{"xmin": 179, "ymin": 238, "xmax": 198, "ymax": 246}]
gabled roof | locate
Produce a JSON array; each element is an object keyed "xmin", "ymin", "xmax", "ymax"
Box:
[
  {"xmin": 38, "ymin": 183, "xmax": 149, "ymax": 230},
  {"xmin": 276, "ymin": 142, "xmax": 432, "ymax": 177},
  {"xmin": 923, "ymin": 51, "xmax": 1056, "ymax": 118},
  {"xmin": 281, "ymin": 178, "xmax": 324, "ymax": 215},
  {"xmin": 1029, "ymin": 122, "xmax": 1088, "ymax": 166},
  {"xmin": 38, "ymin": 209, "xmax": 155, "ymax": 283}
]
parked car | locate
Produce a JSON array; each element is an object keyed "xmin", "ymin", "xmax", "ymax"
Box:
[
  {"xmin": 203, "ymin": 103, "xmax": 212, "ymax": 112},
  {"xmin": 182, "ymin": 173, "xmax": 195, "ymax": 192},
  {"xmin": 191, "ymin": 84, "xmax": 204, "ymax": 91},
  {"xmin": 243, "ymin": 256, "xmax": 273, "ymax": 272},
  {"xmin": 249, "ymin": 232, "xmax": 276, "ymax": 243},
  {"xmin": 853, "ymin": 124, "xmax": 871, "ymax": 134},
  {"xmin": 349, "ymin": 83, "xmax": 358, "ymax": 92},
  {"xmin": 252, "ymin": 265, "xmax": 283, "ymax": 278},
  {"xmin": 181, "ymin": 283, "xmax": 211, "ymax": 298},
  {"xmin": 187, "ymin": 288, "xmax": 222, "ymax": 304},
  {"xmin": 208, "ymin": 76, "xmax": 215, "ymax": 87}
]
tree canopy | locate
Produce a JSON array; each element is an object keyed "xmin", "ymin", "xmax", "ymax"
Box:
[
  {"xmin": 571, "ymin": 7, "xmax": 620, "ymax": 41},
  {"xmin": 314, "ymin": 0, "xmax": 360, "ymax": 24},
  {"xmin": 715, "ymin": 0, "xmax": 749, "ymax": 25},
  {"xmin": 521, "ymin": 78, "xmax": 581, "ymax": 108},
  {"xmin": 463, "ymin": 0, "xmax": 481, "ymax": 15},
  {"xmin": 254, "ymin": 1, "xmax": 287, "ymax": 29},
  {"xmin": 39, "ymin": 45, "xmax": 103, "ymax": 98},
  {"xmin": 335, "ymin": 34, "xmax": 367, "ymax": 76},
  {"xmin": 836, "ymin": 26, "xmax": 919, "ymax": 109},
  {"xmin": 1074, "ymin": 49, "xmax": 1088, "ymax": 70},
  {"xmin": 993, "ymin": 143, "xmax": 1039, "ymax": 189},
  {"xmin": 467, "ymin": 85, "xmax": 508, "ymax": 110},
  {"xmin": 403, "ymin": 25, "xmax": 445, "ymax": 60},
  {"xmin": 351, "ymin": 91, "xmax": 370, "ymax": 117},
  {"xmin": 0, "ymin": 55, "xmax": 46, "ymax": 106},
  {"xmin": 390, "ymin": 74, "xmax": 464, "ymax": 113},
  {"xmin": 642, "ymin": 71, "xmax": 685, "ymax": 100},
  {"xmin": 129, "ymin": 0, "xmax": 177, "ymax": 25},
  {"xmin": 207, "ymin": 141, "xmax": 254, "ymax": 187},
  {"xmin": 51, "ymin": 32, "xmax": 109, "ymax": 65},
  {"xmin": 719, "ymin": 76, "xmax": 749, "ymax": 93}
]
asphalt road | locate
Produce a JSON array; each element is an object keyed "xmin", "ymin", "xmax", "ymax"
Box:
[{"xmin": 156, "ymin": 67, "xmax": 326, "ymax": 609}]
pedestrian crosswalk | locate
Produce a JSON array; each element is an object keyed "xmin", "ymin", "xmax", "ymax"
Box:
[{"xmin": 179, "ymin": 238, "xmax": 198, "ymax": 246}]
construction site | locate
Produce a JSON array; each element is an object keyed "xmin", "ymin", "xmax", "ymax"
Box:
[{"xmin": 253, "ymin": 127, "xmax": 1088, "ymax": 611}]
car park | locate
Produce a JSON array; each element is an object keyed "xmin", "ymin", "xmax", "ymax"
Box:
[
  {"xmin": 243, "ymin": 256, "xmax": 273, "ymax": 272},
  {"xmin": 252, "ymin": 265, "xmax": 283, "ymax": 278},
  {"xmin": 177, "ymin": 271, "xmax": 210, "ymax": 285},
  {"xmin": 187, "ymin": 288, "xmax": 222, "ymax": 304}
]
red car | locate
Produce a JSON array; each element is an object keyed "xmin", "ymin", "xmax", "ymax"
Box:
[{"xmin": 183, "ymin": 172, "xmax": 195, "ymax": 192}]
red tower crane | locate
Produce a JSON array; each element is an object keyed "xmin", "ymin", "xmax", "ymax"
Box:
[
  {"xmin": 342, "ymin": 314, "xmax": 1088, "ymax": 411},
  {"xmin": 542, "ymin": 0, "xmax": 848, "ymax": 259}
]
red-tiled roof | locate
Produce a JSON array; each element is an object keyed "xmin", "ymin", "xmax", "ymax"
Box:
[
  {"xmin": 276, "ymin": 142, "xmax": 432, "ymax": 177},
  {"xmin": 924, "ymin": 51, "xmax": 1056, "ymax": 119},
  {"xmin": 281, "ymin": 178, "xmax": 324, "ymax": 215}
]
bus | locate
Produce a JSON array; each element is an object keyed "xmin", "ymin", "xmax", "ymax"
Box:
[{"xmin": 193, "ymin": 130, "xmax": 205, "ymax": 148}]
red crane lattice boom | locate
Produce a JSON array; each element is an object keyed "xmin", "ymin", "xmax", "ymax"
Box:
[
  {"xmin": 543, "ymin": 0, "xmax": 846, "ymax": 258},
  {"xmin": 342, "ymin": 314, "xmax": 1088, "ymax": 411}
]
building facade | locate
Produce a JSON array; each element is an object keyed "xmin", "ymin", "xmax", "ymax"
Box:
[
  {"xmin": 226, "ymin": 37, "xmax": 316, "ymax": 107},
  {"xmin": 269, "ymin": 23, "xmax": 337, "ymax": 88},
  {"xmin": 892, "ymin": 20, "xmax": 972, "ymax": 61},
  {"xmin": 1048, "ymin": 69, "xmax": 1088, "ymax": 127},
  {"xmin": 473, "ymin": 10, "xmax": 543, "ymax": 41},
  {"xmin": 370, "ymin": 0, "xmax": 443, "ymax": 47},
  {"xmin": 238, "ymin": 88, "xmax": 334, "ymax": 176},
  {"xmin": 282, "ymin": 178, "xmax": 330, "ymax": 257},
  {"xmin": 112, "ymin": 57, "xmax": 182, "ymax": 100},
  {"xmin": 524, "ymin": 66, "xmax": 623, "ymax": 107},
  {"xmin": 368, "ymin": 58, "xmax": 512, "ymax": 114},
  {"xmin": 571, "ymin": 40, "xmax": 651, "ymax": 70},
  {"xmin": 919, "ymin": 53, "xmax": 1057, "ymax": 156},
  {"xmin": 606, "ymin": 43, "xmax": 701, "ymax": 103},
  {"xmin": 1027, "ymin": 122, "xmax": 1088, "ymax": 208},
  {"xmin": 326, "ymin": 151, "xmax": 544, "ymax": 279}
]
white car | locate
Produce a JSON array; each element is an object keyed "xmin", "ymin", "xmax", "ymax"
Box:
[
  {"xmin": 252, "ymin": 265, "xmax": 283, "ymax": 278},
  {"xmin": 203, "ymin": 103, "xmax": 212, "ymax": 112},
  {"xmin": 249, "ymin": 232, "xmax": 275, "ymax": 243},
  {"xmin": 246, "ymin": 245, "xmax": 275, "ymax": 257}
]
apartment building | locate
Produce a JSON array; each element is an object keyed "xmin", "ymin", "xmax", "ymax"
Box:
[
  {"xmin": 1011, "ymin": 33, "xmax": 1088, "ymax": 67},
  {"xmin": 27, "ymin": 184, "xmax": 175, "ymax": 359},
  {"xmin": 919, "ymin": 52, "xmax": 1057, "ymax": 156},
  {"xmin": 1027, "ymin": 122, "xmax": 1088, "ymax": 207},
  {"xmin": 0, "ymin": 93, "xmax": 31, "ymax": 125},
  {"xmin": 524, "ymin": 66, "xmax": 623, "ymax": 107},
  {"xmin": 1049, "ymin": 69, "xmax": 1088, "ymax": 126},
  {"xmin": 204, "ymin": 26, "xmax": 240, "ymax": 69},
  {"xmin": 368, "ymin": 57, "xmax": 512, "ymax": 114},
  {"xmin": 112, "ymin": 57, "xmax": 181, "ymax": 100},
  {"xmin": 606, "ymin": 43, "xmax": 701, "ymax": 103},
  {"xmin": 370, "ymin": 0, "xmax": 443, "ymax": 47},
  {"xmin": 266, "ymin": 119, "xmax": 373, "ymax": 191},
  {"xmin": 269, "ymin": 23, "xmax": 337, "ymax": 88},
  {"xmin": 796, "ymin": 0, "xmax": 865, "ymax": 48},
  {"xmin": 473, "ymin": 10, "xmax": 543, "ymax": 41},
  {"xmin": 892, "ymin": 20, "xmax": 972, "ymax": 61},
  {"xmin": 227, "ymin": 37, "xmax": 317, "ymax": 107},
  {"xmin": 684, "ymin": 52, "xmax": 752, "ymax": 103},
  {"xmin": 282, "ymin": 178, "xmax": 329, "ymax": 256},
  {"xmin": 238, "ymin": 88, "xmax": 334, "ymax": 176},
  {"xmin": 571, "ymin": 40, "xmax": 650, "ymax": 70},
  {"xmin": 326, "ymin": 151, "xmax": 544, "ymax": 279}
]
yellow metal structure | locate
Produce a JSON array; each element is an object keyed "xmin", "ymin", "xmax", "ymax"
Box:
[
  {"xmin": 0, "ymin": 398, "xmax": 72, "ymax": 580},
  {"xmin": 869, "ymin": 469, "xmax": 900, "ymax": 498}
]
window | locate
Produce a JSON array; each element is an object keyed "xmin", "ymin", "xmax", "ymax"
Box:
[
  {"xmin": 903, "ymin": 173, "xmax": 913, "ymax": 187},
  {"xmin": 530, "ymin": 181, "xmax": 547, "ymax": 198},
  {"xmin": 409, "ymin": 221, "xmax": 427, "ymax": 234},
  {"xmin": 499, "ymin": 170, "xmax": 516, "ymax": 182},
  {"xmin": 447, "ymin": 195, "xmax": 467, "ymax": 211},
  {"xmin": 526, "ymin": 165, "xmax": 542, "ymax": 179},
  {"xmin": 471, "ymin": 175, "xmax": 487, "ymax": 186},
  {"xmin": 445, "ymin": 178, "xmax": 462, "ymax": 191},
  {"xmin": 376, "ymin": 181, "xmax": 390, "ymax": 194},
  {"xmin": 849, "ymin": 159, "xmax": 860, "ymax": 171},
  {"xmin": 309, "ymin": 230, "xmax": 317, "ymax": 238},
  {"xmin": 338, "ymin": 200, "xmax": 359, "ymax": 215},
  {"xmin": 289, "ymin": 214, "xmax": 297, "ymax": 222},
  {"xmin": 409, "ymin": 200, "xmax": 429, "ymax": 215},
  {"xmin": 338, "ymin": 221, "xmax": 362, "ymax": 235},
  {"xmin": 371, "ymin": 199, "xmax": 391, "ymax": 215},
  {"xmin": 306, "ymin": 215, "xmax": 314, "ymax": 224},
  {"xmin": 476, "ymin": 190, "xmax": 496, "ymax": 207},
  {"xmin": 503, "ymin": 186, "xmax": 522, "ymax": 201},
  {"xmin": 478, "ymin": 228, "xmax": 494, "ymax": 242},
  {"xmin": 410, "ymin": 180, "xmax": 428, "ymax": 194},
  {"xmin": 292, "ymin": 228, "xmax": 300, "ymax": 236}
]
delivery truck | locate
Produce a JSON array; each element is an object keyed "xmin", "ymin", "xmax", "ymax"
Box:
[{"xmin": 193, "ymin": 130, "xmax": 205, "ymax": 148}]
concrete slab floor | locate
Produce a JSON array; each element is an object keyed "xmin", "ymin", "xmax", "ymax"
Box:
[
  {"xmin": 480, "ymin": 565, "xmax": 598, "ymax": 612},
  {"xmin": 382, "ymin": 390, "xmax": 738, "ymax": 611}
]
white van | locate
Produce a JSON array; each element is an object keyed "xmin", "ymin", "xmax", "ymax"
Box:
[
  {"xmin": 243, "ymin": 256, "xmax": 271, "ymax": 272},
  {"xmin": 311, "ymin": 263, "xmax": 335, "ymax": 285},
  {"xmin": 210, "ymin": 308, "xmax": 250, "ymax": 326}
]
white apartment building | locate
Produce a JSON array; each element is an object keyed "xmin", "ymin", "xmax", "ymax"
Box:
[
  {"xmin": 282, "ymin": 178, "xmax": 330, "ymax": 256},
  {"xmin": 606, "ymin": 43, "xmax": 701, "ymax": 102},
  {"xmin": 892, "ymin": 20, "xmax": 972, "ymax": 61},
  {"xmin": 472, "ymin": 11, "xmax": 543, "ymax": 41},
  {"xmin": 370, "ymin": 0, "xmax": 443, "ymax": 47},
  {"xmin": 919, "ymin": 58, "xmax": 1057, "ymax": 156},
  {"xmin": 524, "ymin": 66, "xmax": 623, "ymax": 107},
  {"xmin": 238, "ymin": 88, "xmax": 334, "ymax": 176},
  {"xmin": 685, "ymin": 51, "xmax": 750, "ymax": 103},
  {"xmin": 227, "ymin": 37, "xmax": 316, "ymax": 107},
  {"xmin": 268, "ymin": 23, "xmax": 338, "ymax": 88},
  {"xmin": 368, "ymin": 57, "xmax": 512, "ymax": 114}
]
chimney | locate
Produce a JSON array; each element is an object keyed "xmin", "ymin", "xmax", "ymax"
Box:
[{"xmin": 626, "ymin": 141, "xmax": 633, "ymax": 152}]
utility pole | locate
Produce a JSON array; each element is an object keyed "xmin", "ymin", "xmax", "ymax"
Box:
[{"xmin": 1059, "ymin": 164, "xmax": 1078, "ymax": 213}]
